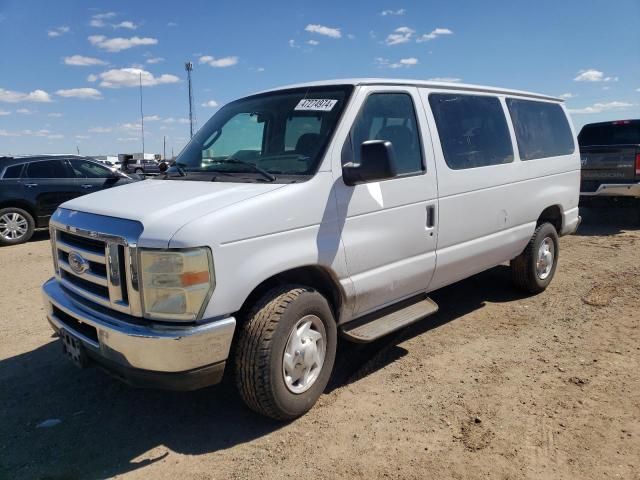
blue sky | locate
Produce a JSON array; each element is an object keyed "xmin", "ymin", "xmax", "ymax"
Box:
[{"xmin": 1, "ymin": 0, "xmax": 638, "ymax": 156}]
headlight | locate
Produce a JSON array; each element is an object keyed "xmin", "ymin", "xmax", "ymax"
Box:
[{"xmin": 139, "ymin": 247, "xmax": 215, "ymax": 321}]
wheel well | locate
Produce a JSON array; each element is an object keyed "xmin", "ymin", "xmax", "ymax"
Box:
[
  {"xmin": 237, "ymin": 266, "xmax": 344, "ymax": 323},
  {"xmin": 0, "ymin": 201, "xmax": 37, "ymax": 222},
  {"xmin": 537, "ymin": 205, "xmax": 562, "ymax": 233}
]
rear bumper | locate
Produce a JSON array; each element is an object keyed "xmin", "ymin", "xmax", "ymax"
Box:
[
  {"xmin": 42, "ymin": 277, "xmax": 236, "ymax": 390},
  {"xmin": 581, "ymin": 182, "xmax": 640, "ymax": 198}
]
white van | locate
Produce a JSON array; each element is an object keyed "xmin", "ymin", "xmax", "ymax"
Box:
[{"xmin": 42, "ymin": 79, "xmax": 581, "ymax": 419}]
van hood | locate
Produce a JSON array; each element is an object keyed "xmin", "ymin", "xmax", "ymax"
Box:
[{"xmin": 60, "ymin": 179, "xmax": 287, "ymax": 247}]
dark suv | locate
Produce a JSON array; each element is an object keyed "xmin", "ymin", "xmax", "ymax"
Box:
[{"xmin": 0, "ymin": 155, "xmax": 136, "ymax": 245}]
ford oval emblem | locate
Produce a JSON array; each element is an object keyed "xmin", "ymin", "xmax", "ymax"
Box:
[{"xmin": 68, "ymin": 251, "xmax": 90, "ymax": 275}]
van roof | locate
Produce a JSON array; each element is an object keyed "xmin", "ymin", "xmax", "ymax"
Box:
[{"xmin": 257, "ymin": 78, "xmax": 562, "ymax": 102}]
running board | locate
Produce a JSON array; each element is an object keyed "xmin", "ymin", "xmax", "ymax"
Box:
[{"xmin": 341, "ymin": 296, "xmax": 439, "ymax": 343}]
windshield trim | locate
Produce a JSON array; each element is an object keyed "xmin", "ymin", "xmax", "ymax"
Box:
[{"xmin": 174, "ymin": 84, "xmax": 355, "ymax": 183}]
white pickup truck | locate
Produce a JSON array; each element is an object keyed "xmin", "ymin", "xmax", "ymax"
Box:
[{"xmin": 42, "ymin": 79, "xmax": 581, "ymax": 419}]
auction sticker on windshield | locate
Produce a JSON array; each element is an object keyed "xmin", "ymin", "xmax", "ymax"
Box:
[{"xmin": 295, "ymin": 99, "xmax": 338, "ymax": 111}]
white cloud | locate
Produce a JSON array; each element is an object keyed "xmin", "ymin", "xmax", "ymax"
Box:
[
  {"xmin": 90, "ymin": 12, "xmax": 116, "ymax": 28},
  {"xmin": 48, "ymin": 112, "xmax": 63, "ymax": 117},
  {"xmin": 0, "ymin": 110, "xmax": 10, "ymax": 116},
  {"xmin": 75, "ymin": 135, "xmax": 90, "ymax": 139},
  {"xmin": 347, "ymin": 33, "xmax": 355, "ymax": 40},
  {"xmin": 88, "ymin": 126, "xmax": 112, "ymax": 133},
  {"xmin": 146, "ymin": 57, "xmax": 165, "ymax": 64},
  {"xmin": 288, "ymin": 39, "xmax": 299, "ymax": 48},
  {"xmin": 162, "ymin": 117, "xmax": 190, "ymax": 124},
  {"xmin": 48, "ymin": 26, "xmax": 70, "ymax": 37},
  {"xmin": 144, "ymin": 115, "xmax": 161, "ymax": 121},
  {"xmin": 113, "ymin": 21, "xmax": 137, "ymax": 29},
  {"xmin": 201, "ymin": 100, "xmax": 219, "ymax": 108},
  {"xmin": 64, "ymin": 55, "xmax": 107, "ymax": 66},
  {"xmin": 305, "ymin": 24, "xmax": 341, "ymax": 39},
  {"xmin": 385, "ymin": 26, "xmax": 414, "ymax": 45},
  {"xmin": 416, "ymin": 27, "xmax": 453, "ymax": 42},
  {"xmin": 427, "ymin": 77, "xmax": 462, "ymax": 82},
  {"xmin": 568, "ymin": 101, "xmax": 633, "ymax": 114},
  {"xmin": 98, "ymin": 68, "xmax": 180, "ymax": 88},
  {"xmin": 167, "ymin": 22, "xmax": 178, "ymax": 27},
  {"xmin": 0, "ymin": 88, "xmax": 52, "ymax": 103},
  {"xmin": 16, "ymin": 108, "xmax": 32, "ymax": 114},
  {"xmin": 89, "ymin": 35, "xmax": 158, "ymax": 52},
  {"xmin": 0, "ymin": 128, "xmax": 62, "ymax": 139},
  {"xmin": 307, "ymin": 39, "xmax": 319, "ymax": 46},
  {"xmin": 381, "ymin": 8, "xmax": 406, "ymax": 16},
  {"xmin": 47, "ymin": 134, "xmax": 64, "ymax": 140},
  {"xmin": 117, "ymin": 137, "xmax": 138, "ymax": 142},
  {"xmin": 198, "ymin": 55, "xmax": 239, "ymax": 67},
  {"xmin": 574, "ymin": 69, "xmax": 618, "ymax": 82},
  {"xmin": 375, "ymin": 57, "xmax": 419, "ymax": 69},
  {"xmin": 56, "ymin": 88, "xmax": 103, "ymax": 100},
  {"xmin": 87, "ymin": 74, "xmax": 98, "ymax": 82},
  {"xmin": 559, "ymin": 93, "xmax": 575, "ymax": 99}
]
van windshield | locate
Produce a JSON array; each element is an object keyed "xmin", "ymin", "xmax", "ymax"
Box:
[{"xmin": 175, "ymin": 86, "xmax": 353, "ymax": 181}]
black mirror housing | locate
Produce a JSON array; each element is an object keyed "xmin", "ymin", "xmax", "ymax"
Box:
[{"xmin": 343, "ymin": 140, "xmax": 398, "ymax": 186}]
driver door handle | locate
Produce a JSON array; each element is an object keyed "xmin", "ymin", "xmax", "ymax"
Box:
[
  {"xmin": 80, "ymin": 184, "xmax": 94, "ymax": 189},
  {"xmin": 24, "ymin": 183, "xmax": 38, "ymax": 188}
]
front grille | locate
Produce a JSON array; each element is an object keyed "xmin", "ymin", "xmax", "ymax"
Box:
[
  {"xmin": 53, "ymin": 305, "xmax": 98, "ymax": 343},
  {"xmin": 53, "ymin": 227, "xmax": 133, "ymax": 314}
]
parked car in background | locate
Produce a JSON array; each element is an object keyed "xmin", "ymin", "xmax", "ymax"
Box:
[
  {"xmin": 0, "ymin": 155, "xmax": 135, "ymax": 245},
  {"xmin": 578, "ymin": 119, "xmax": 640, "ymax": 207},
  {"xmin": 121, "ymin": 158, "xmax": 161, "ymax": 175},
  {"xmin": 42, "ymin": 79, "xmax": 580, "ymax": 420}
]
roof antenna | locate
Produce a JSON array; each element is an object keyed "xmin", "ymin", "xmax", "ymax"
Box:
[
  {"xmin": 139, "ymin": 72, "xmax": 145, "ymax": 154},
  {"xmin": 185, "ymin": 62, "xmax": 195, "ymax": 138}
]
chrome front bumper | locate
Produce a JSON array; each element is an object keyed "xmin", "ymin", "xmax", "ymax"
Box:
[
  {"xmin": 581, "ymin": 182, "xmax": 640, "ymax": 198},
  {"xmin": 42, "ymin": 278, "xmax": 236, "ymax": 386}
]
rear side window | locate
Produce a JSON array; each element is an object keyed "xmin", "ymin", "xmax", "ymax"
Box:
[
  {"xmin": 2, "ymin": 164, "xmax": 23, "ymax": 179},
  {"xmin": 506, "ymin": 99, "xmax": 575, "ymax": 160},
  {"xmin": 25, "ymin": 160, "xmax": 72, "ymax": 178},
  {"xmin": 349, "ymin": 93, "xmax": 423, "ymax": 175},
  {"xmin": 70, "ymin": 159, "xmax": 112, "ymax": 178},
  {"xmin": 429, "ymin": 94, "xmax": 514, "ymax": 170}
]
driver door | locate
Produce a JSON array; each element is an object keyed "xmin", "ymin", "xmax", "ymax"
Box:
[{"xmin": 332, "ymin": 86, "xmax": 439, "ymax": 317}]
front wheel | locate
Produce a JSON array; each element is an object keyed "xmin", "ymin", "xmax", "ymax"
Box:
[
  {"xmin": 134, "ymin": 168, "xmax": 143, "ymax": 175},
  {"xmin": 510, "ymin": 222, "xmax": 559, "ymax": 294},
  {"xmin": 0, "ymin": 207, "xmax": 35, "ymax": 246},
  {"xmin": 235, "ymin": 285, "xmax": 337, "ymax": 420}
]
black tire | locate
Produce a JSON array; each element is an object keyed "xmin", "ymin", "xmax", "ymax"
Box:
[
  {"xmin": 135, "ymin": 168, "xmax": 144, "ymax": 175},
  {"xmin": 510, "ymin": 222, "xmax": 559, "ymax": 294},
  {"xmin": 0, "ymin": 207, "xmax": 35, "ymax": 246},
  {"xmin": 235, "ymin": 285, "xmax": 337, "ymax": 420}
]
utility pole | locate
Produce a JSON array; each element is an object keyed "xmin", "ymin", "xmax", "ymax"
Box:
[
  {"xmin": 185, "ymin": 61, "xmax": 194, "ymax": 139},
  {"xmin": 163, "ymin": 135, "xmax": 166, "ymax": 160},
  {"xmin": 76, "ymin": 145, "xmax": 80, "ymax": 156},
  {"xmin": 139, "ymin": 72, "xmax": 145, "ymax": 154}
]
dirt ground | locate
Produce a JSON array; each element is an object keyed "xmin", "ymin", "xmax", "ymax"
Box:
[{"xmin": 0, "ymin": 208, "xmax": 639, "ymax": 480}]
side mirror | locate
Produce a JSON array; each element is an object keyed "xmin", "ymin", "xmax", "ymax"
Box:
[
  {"xmin": 159, "ymin": 161, "xmax": 169, "ymax": 173},
  {"xmin": 342, "ymin": 140, "xmax": 398, "ymax": 186}
]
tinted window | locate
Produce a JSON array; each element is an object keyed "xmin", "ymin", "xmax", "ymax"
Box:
[
  {"xmin": 578, "ymin": 122, "xmax": 640, "ymax": 146},
  {"xmin": 25, "ymin": 160, "xmax": 72, "ymax": 178},
  {"xmin": 429, "ymin": 94, "xmax": 513, "ymax": 169},
  {"xmin": 349, "ymin": 93, "xmax": 423, "ymax": 175},
  {"xmin": 506, "ymin": 98, "xmax": 574, "ymax": 160},
  {"xmin": 2, "ymin": 164, "xmax": 23, "ymax": 179},
  {"xmin": 70, "ymin": 159, "xmax": 113, "ymax": 178}
]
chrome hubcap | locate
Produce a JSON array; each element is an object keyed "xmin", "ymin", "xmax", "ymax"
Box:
[
  {"xmin": 536, "ymin": 237, "xmax": 554, "ymax": 280},
  {"xmin": 282, "ymin": 315, "xmax": 326, "ymax": 394},
  {"xmin": 0, "ymin": 212, "xmax": 28, "ymax": 241}
]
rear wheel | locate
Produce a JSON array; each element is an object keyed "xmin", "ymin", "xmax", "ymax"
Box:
[
  {"xmin": 235, "ymin": 285, "xmax": 337, "ymax": 420},
  {"xmin": 0, "ymin": 207, "xmax": 35, "ymax": 246},
  {"xmin": 511, "ymin": 222, "xmax": 559, "ymax": 294},
  {"xmin": 135, "ymin": 168, "xmax": 144, "ymax": 175}
]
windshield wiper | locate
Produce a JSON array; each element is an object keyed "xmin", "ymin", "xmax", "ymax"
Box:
[{"xmin": 208, "ymin": 158, "xmax": 276, "ymax": 182}]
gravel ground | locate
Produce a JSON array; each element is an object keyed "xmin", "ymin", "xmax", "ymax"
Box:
[{"xmin": 0, "ymin": 208, "xmax": 638, "ymax": 480}]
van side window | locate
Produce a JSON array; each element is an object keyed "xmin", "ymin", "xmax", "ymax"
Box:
[
  {"xmin": 2, "ymin": 164, "xmax": 23, "ymax": 179},
  {"xmin": 429, "ymin": 93, "xmax": 514, "ymax": 170},
  {"xmin": 506, "ymin": 99, "xmax": 575, "ymax": 160},
  {"xmin": 349, "ymin": 93, "xmax": 423, "ymax": 175}
]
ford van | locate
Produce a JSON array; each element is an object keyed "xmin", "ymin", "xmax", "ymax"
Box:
[{"xmin": 42, "ymin": 79, "xmax": 581, "ymax": 419}]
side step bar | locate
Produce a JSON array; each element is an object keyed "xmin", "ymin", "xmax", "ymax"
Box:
[{"xmin": 341, "ymin": 296, "xmax": 439, "ymax": 343}]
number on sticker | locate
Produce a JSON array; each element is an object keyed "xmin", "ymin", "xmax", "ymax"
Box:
[{"xmin": 295, "ymin": 99, "xmax": 338, "ymax": 111}]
